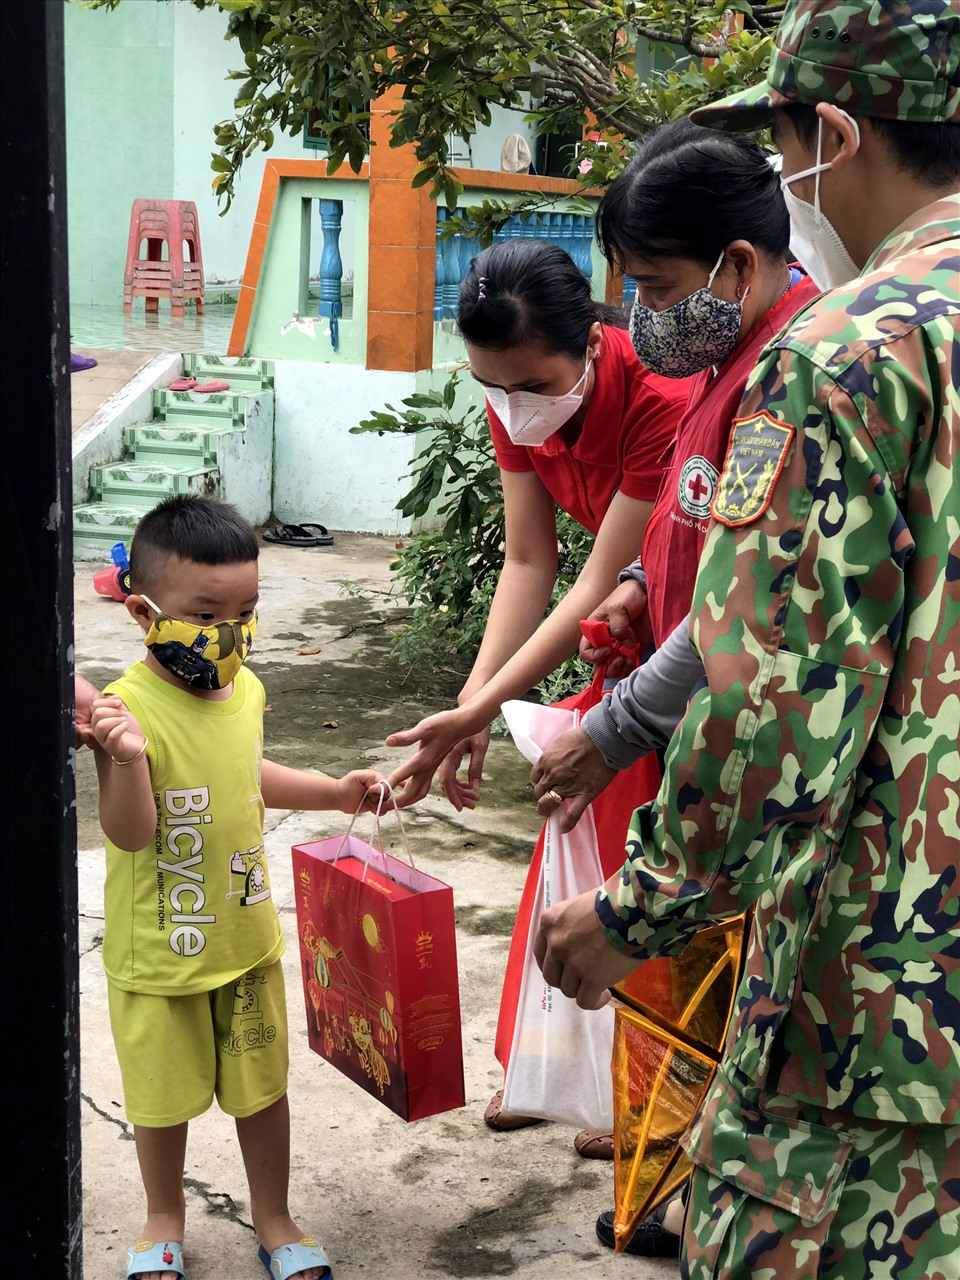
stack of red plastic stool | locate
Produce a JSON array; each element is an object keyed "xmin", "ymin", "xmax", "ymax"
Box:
[{"xmin": 123, "ymin": 199, "xmax": 205, "ymax": 316}]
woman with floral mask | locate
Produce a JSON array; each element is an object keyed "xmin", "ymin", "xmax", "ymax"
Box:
[
  {"xmin": 385, "ymin": 238, "xmax": 689, "ymax": 813},
  {"xmin": 526, "ymin": 118, "xmax": 822, "ymax": 1256},
  {"xmin": 563, "ymin": 118, "xmax": 822, "ymax": 699}
]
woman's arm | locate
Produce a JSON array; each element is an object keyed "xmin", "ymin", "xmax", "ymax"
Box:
[
  {"xmin": 426, "ymin": 471, "xmax": 559, "ymax": 810},
  {"xmin": 457, "ymin": 469, "xmax": 560, "ymax": 702},
  {"xmin": 388, "ymin": 489, "xmax": 655, "ymax": 805},
  {"xmin": 460, "ymin": 489, "xmax": 655, "ymax": 725}
]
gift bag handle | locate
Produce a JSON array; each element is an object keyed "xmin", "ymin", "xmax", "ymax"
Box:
[{"xmin": 333, "ymin": 781, "xmax": 415, "ymax": 883}]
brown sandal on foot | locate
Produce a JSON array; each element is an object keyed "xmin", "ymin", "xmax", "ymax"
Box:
[
  {"xmin": 574, "ymin": 1128, "xmax": 615, "ymax": 1159},
  {"xmin": 483, "ymin": 1089, "xmax": 545, "ymax": 1131}
]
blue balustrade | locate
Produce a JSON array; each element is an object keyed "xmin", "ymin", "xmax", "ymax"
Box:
[
  {"xmin": 559, "ymin": 212, "xmax": 576, "ymax": 267},
  {"xmin": 575, "ymin": 215, "xmax": 594, "ymax": 280},
  {"xmin": 317, "ymin": 198, "xmax": 343, "ymax": 351},
  {"xmin": 621, "ymin": 275, "xmax": 638, "ymax": 307},
  {"xmin": 520, "ymin": 212, "xmax": 542, "ymax": 240},
  {"xmin": 501, "ymin": 214, "xmax": 523, "ymax": 242},
  {"xmin": 440, "ymin": 217, "xmax": 461, "ymax": 320},
  {"xmin": 433, "ymin": 203, "xmax": 601, "ymax": 323},
  {"xmin": 457, "ymin": 212, "xmax": 477, "ymax": 296},
  {"xmin": 434, "ymin": 207, "xmax": 448, "ymax": 321}
]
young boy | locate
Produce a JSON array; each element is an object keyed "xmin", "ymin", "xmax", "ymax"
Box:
[{"xmin": 91, "ymin": 494, "xmax": 383, "ymax": 1280}]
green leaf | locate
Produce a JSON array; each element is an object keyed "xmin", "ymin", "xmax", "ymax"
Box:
[{"xmin": 411, "ymin": 161, "xmax": 439, "ymax": 189}]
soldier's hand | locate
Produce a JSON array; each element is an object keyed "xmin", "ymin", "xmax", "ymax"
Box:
[
  {"xmin": 534, "ymin": 888, "xmax": 639, "ymax": 1009},
  {"xmin": 530, "ymin": 727, "xmax": 617, "ymax": 832}
]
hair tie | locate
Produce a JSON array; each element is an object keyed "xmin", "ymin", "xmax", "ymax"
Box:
[{"xmin": 477, "ymin": 276, "xmax": 487, "ymax": 300}]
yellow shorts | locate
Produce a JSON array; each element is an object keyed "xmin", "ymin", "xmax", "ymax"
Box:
[{"xmin": 108, "ymin": 961, "xmax": 289, "ymax": 1127}]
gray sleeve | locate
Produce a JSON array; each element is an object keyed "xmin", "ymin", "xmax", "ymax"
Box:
[
  {"xmin": 580, "ymin": 613, "xmax": 704, "ymax": 772},
  {"xmin": 617, "ymin": 556, "xmax": 647, "ymax": 592}
]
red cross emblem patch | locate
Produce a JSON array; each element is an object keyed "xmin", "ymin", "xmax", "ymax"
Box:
[{"xmin": 677, "ymin": 455, "xmax": 719, "ymax": 519}]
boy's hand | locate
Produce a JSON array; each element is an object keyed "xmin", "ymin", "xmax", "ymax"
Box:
[
  {"xmin": 91, "ymin": 696, "xmax": 146, "ymax": 764},
  {"xmin": 337, "ymin": 770, "xmax": 389, "ymax": 815}
]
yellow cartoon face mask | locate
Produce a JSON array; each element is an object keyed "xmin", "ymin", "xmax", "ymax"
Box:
[{"xmin": 140, "ymin": 594, "xmax": 256, "ymax": 690}]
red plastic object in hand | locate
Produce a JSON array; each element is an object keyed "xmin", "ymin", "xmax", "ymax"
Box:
[{"xmin": 578, "ymin": 618, "xmax": 639, "ymax": 671}]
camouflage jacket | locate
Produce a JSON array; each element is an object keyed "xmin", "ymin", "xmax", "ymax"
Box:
[{"xmin": 598, "ymin": 196, "xmax": 960, "ymax": 1126}]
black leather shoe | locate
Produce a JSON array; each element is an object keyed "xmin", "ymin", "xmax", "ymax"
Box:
[{"xmin": 595, "ymin": 1204, "xmax": 681, "ymax": 1258}]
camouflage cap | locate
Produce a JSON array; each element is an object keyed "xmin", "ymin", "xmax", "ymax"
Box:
[{"xmin": 691, "ymin": 0, "xmax": 960, "ymax": 130}]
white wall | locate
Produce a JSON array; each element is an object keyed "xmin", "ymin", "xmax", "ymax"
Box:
[
  {"xmin": 456, "ymin": 102, "xmax": 539, "ymax": 173},
  {"xmin": 170, "ymin": 5, "xmax": 309, "ymax": 287},
  {"xmin": 273, "ymin": 365, "xmax": 418, "ymax": 534}
]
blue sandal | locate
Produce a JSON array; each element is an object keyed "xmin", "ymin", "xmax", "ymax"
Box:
[
  {"xmin": 126, "ymin": 1240, "xmax": 185, "ymax": 1278},
  {"xmin": 258, "ymin": 1236, "xmax": 332, "ymax": 1279}
]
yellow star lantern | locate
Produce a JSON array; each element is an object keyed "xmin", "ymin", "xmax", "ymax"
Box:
[{"xmin": 609, "ymin": 914, "xmax": 749, "ymax": 1252}]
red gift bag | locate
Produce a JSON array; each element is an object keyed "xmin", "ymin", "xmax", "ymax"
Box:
[{"xmin": 292, "ymin": 803, "xmax": 465, "ymax": 1122}]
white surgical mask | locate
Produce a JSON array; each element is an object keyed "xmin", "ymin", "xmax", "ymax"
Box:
[
  {"xmin": 485, "ymin": 357, "xmax": 591, "ymax": 447},
  {"xmin": 780, "ymin": 111, "xmax": 861, "ymax": 291}
]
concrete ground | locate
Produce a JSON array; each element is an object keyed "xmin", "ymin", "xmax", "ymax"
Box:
[
  {"xmin": 71, "ymin": 348, "xmax": 163, "ymax": 433},
  {"xmin": 75, "ymin": 533, "xmax": 674, "ymax": 1280}
]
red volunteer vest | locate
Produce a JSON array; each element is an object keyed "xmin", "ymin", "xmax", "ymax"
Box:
[{"xmin": 643, "ymin": 273, "xmax": 820, "ymax": 646}]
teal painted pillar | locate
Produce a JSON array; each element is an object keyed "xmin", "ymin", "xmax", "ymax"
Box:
[
  {"xmin": 434, "ymin": 207, "xmax": 447, "ymax": 321},
  {"xmin": 440, "ymin": 213, "xmax": 460, "ymax": 319},
  {"xmin": 456, "ymin": 210, "xmax": 476, "ymax": 293},
  {"xmin": 318, "ymin": 198, "xmax": 343, "ymax": 351},
  {"xmin": 577, "ymin": 215, "xmax": 593, "ymax": 280}
]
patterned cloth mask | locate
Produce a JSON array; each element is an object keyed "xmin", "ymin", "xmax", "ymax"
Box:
[
  {"xmin": 141, "ymin": 594, "xmax": 256, "ymax": 690},
  {"xmin": 484, "ymin": 357, "xmax": 591, "ymax": 447},
  {"xmin": 629, "ymin": 253, "xmax": 745, "ymax": 378}
]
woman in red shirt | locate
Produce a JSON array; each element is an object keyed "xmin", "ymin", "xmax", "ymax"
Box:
[{"xmin": 384, "ymin": 240, "xmax": 689, "ymax": 810}]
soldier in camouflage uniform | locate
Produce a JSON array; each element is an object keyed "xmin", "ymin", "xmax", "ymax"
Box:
[{"xmin": 533, "ymin": 2, "xmax": 960, "ymax": 1275}]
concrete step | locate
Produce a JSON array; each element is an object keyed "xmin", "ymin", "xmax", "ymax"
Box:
[
  {"xmin": 152, "ymin": 387, "xmax": 262, "ymax": 425},
  {"xmin": 75, "ymin": 358, "xmax": 274, "ymax": 556},
  {"xmin": 182, "ymin": 354, "xmax": 275, "ymax": 389},
  {"xmin": 73, "ymin": 502, "xmax": 147, "ymax": 557},
  {"xmin": 91, "ymin": 460, "xmax": 220, "ymax": 506},
  {"xmin": 124, "ymin": 422, "xmax": 235, "ymax": 466}
]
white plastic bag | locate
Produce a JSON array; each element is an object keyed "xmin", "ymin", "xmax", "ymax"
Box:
[{"xmin": 498, "ymin": 698, "xmax": 615, "ymax": 1130}]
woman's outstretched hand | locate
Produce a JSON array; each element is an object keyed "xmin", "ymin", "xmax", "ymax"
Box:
[{"xmin": 386, "ymin": 709, "xmax": 488, "ymax": 810}]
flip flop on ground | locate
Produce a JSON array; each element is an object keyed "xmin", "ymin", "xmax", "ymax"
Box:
[
  {"xmin": 126, "ymin": 1239, "xmax": 185, "ymax": 1279},
  {"xmin": 263, "ymin": 523, "xmax": 335, "ymax": 547},
  {"xmin": 258, "ymin": 1236, "xmax": 332, "ymax": 1279}
]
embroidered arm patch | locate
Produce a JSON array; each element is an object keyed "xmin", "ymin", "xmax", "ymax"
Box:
[{"xmin": 711, "ymin": 411, "xmax": 795, "ymax": 528}]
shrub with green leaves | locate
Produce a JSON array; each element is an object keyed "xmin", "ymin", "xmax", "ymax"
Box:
[{"xmin": 350, "ymin": 373, "xmax": 594, "ymax": 701}]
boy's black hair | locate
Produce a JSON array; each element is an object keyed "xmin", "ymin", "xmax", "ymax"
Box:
[
  {"xmin": 596, "ymin": 118, "xmax": 791, "ymax": 272},
  {"xmin": 457, "ymin": 240, "xmax": 627, "ymax": 359},
  {"xmin": 782, "ymin": 104, "xmax": 960, "ymax": 187},
  {"xmin": 129, "ymin": 494, "xmax": 259, "ymax": 592}
]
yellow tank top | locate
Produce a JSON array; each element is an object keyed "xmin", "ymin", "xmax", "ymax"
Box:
[{"xmin": 102, "ymin": 662, "xmax": 284, "ymax": 995}]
